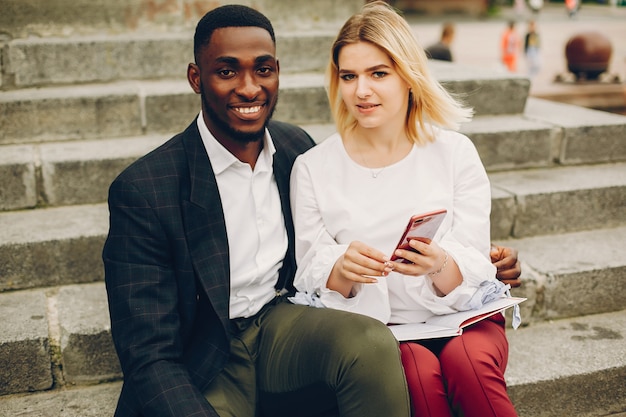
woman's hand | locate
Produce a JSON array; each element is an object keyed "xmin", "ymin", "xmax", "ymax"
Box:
[
  {"xmin": 391, "ymin": 239, "xmax": 445, "ymax": 276},
  {"xmin": 327, "ymin": 241, "xmax": 393, "ymax": 298},
  {"xmin": 392, "ymin": 239, "xmax": 462, "ymax": 296}
]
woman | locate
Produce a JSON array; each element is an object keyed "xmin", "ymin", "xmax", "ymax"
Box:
[{"xmin": 290, "ymin": 2, "xmax": 518, "ymax": 416}]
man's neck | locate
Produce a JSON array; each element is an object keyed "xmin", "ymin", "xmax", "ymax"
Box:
[{"xmin": 217, "ymin": 137, "xmax": 264, "ymax": 169}]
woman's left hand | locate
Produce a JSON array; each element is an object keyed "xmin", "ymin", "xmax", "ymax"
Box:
[{"xmin": 392, "ymin": 239, "xmax": 462, "ymax": 296}]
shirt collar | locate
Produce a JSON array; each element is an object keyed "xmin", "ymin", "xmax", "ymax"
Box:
[{"xmin": 196, "ymin": 111, "xmax": 276, "ymax": 175}]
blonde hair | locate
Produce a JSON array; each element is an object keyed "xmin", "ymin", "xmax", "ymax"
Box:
[{"xmin": 326, "ymin": 1, "xmax": 472, "ymax": 144}]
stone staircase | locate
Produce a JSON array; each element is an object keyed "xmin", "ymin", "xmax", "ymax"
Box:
[{"xmin": 1, "ymin": 1, "xmax": 625, "ymax": 416}]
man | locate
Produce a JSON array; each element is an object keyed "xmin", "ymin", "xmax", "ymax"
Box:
[
  {"xmin": 425, "ymin": 22, "xmax": 455, "ymax": 62},
  {"xmin": 103, "ymin": 4, "xmax": 522, "ymax": 417},
  {"xmin": 103, "ymin": 5, "xmax": 411, "ymax": 417}
]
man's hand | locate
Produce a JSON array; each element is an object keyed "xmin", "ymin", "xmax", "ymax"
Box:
[{"xmin": 490, "ymin": 245, "xmax": 522, "ymax": 288}]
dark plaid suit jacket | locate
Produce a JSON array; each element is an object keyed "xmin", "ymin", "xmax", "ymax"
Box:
[{"xmin": 103, "ymin": 119, "xmax": 315, "ymax": 417}]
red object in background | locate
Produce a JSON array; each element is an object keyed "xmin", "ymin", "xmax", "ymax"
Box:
[{"xmin": 565, "ymin": 31, "xmax": 613, "ymax": 80}]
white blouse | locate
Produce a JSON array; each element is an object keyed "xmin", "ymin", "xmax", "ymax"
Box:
[{"xmin": 290, "ymin": 129, "xmax": 497, "ymax": 324}]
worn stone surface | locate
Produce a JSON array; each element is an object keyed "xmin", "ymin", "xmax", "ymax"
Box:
[
  {"xmin": 500, "ymin": 226, "xmax": 626, "ymax": 321},
  {"xmin": 0, "ymin": 205, "xmax": 108, "ymax": 291},
  {"xmin": 0, "ymin": 381, "xmax": 121, "ymax": 417},
  {"xmin": 0, "ymin": 289, "xmax": 52, "ymax": 395},
  {"xmin": 4, "ymin": 32, "xmax": 335, "ymax": 89},
  {"xmin": 526, "ymin": 98, "xmax": 626, "ymax": 164},
  {"xmin": 507, "ymin": 309, "xmax": 626, "ymax": 417},
  {"xmin": 57, "ymin": 283, "xmax": 121, "ymax": 384},
  {"xmin": 489, "ymin": 162, "xmax": 626, "ymax": 238},
  {"xmin": 39, "ymin": 135, "xmax": 167, "ymax": 206},
  {"xmin": 0, "ymin": 0, "xmax": 362, "ymax": 38},
  {"xmin": 461, "ymin": 115, "xmax": 560, "ymax": 171},
  {"xmin": 0, "ymin": 145, "xmax": 37, "ymax": 211},
  {"xmin": 0, "ymin": 84, "xmax": 143, "ymax": 145}
]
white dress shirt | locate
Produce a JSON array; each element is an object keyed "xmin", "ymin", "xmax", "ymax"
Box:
[
  {"xmin": 290, "ymin": 129, "xmax": 497, "ymax": 324},
  {"xmin": 197, "ymin": 113, "xmax": 287, "ymax": 318}
]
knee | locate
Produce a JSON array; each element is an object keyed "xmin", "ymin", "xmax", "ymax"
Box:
[
  {"xmin": 349, "ymin": 314, "xmax": 399, "ymax": 355},
  {"xmin": 400, "ymin": 343, "xmax": 442, "ymax": 384},
  {"xmin": 439, "ymin": 337, "xmax": 506, "ymax": 379},
  {"xmin": 400, "ymin": 343, "xmax": 440, "ymax": 372},
  {"xmin": 330, "ymin": 313, "xmax": 400, "ymax": 364}
]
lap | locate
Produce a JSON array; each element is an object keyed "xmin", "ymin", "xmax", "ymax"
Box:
[
  {"xmin": 257, "ymin": 302, "xmax": 396, "ymax": 387},
  {"xmin": 258, "ymin": 302, "xmax": 409, "ymax": 417},
  {"xmin": 206, "ymin": 301, "xmax": 407, "ymax": 417}
]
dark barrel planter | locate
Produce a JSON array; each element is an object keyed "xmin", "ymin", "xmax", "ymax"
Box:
[{"xmin": 565, "ymin": 31, "xmax": 612, "ymax": 80}]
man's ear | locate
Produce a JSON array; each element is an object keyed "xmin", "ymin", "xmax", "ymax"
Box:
[{"xmin": 187, "ymin": 63, "xmax": 201, "ymax": 94}]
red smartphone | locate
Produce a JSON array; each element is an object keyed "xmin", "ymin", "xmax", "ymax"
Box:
[{"xmin": 390, "ymin": 209, "xmax": 447, "ymax": 263}]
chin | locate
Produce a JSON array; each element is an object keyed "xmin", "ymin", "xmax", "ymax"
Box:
[{"xmin": 231, "ymin": 126, "xmax": 266, "ymax": 144}]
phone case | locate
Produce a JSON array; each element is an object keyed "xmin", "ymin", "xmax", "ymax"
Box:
[{"xmin": 390, "ymin": 209, "xmax": 447, "ymax": 263}]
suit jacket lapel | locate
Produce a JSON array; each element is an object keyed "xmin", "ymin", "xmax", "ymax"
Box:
[
  {"xmin": 271, "ymin": 130, "xmax": 297, "ymax": 292},
  {"xmin": 180, "ymin": 122, "xmax": 231, "ymax": 332}
]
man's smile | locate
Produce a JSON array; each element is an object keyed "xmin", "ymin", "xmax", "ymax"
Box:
[{"xmin": 233, "ymin": 105, "xmax": 263, "ymax": 114}]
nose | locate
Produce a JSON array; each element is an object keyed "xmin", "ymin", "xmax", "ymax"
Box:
[
  {"xmin": 356, "ymin": 77, "xmax": 372, "ymax": 99},
  {"xmin": 235, "ymin": 71, "xmax": 261, "ymax": 99}
]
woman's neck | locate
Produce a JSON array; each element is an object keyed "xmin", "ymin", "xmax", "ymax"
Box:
[{"xmin": 345, "ymin": 125, "xmax": 413, "ymax": 169}]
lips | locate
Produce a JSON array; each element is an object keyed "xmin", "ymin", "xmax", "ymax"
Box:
[
  {"xmin": 233, "ymin": 105, "xmax": 263, "ymax": 114},
  {"xmin": 356, "ymin": 103, "xmax": 380, "ymax": 113},
  {"xmin": 231, "ymin": 103, "xmax": 265, "ymax": 120}
]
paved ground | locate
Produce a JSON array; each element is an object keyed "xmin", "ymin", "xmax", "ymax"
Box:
[{"xmin": 403, "ymin": 2, "xmax": 626, "ymax": 110}]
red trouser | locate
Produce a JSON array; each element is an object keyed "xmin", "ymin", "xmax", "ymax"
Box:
[{"xmin": 399, "ymin": 314, "xmax": 518, "ymax": 417}]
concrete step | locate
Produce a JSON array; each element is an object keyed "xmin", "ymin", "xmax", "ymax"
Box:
[
  {"xmin": 0, "ymin": 283, "xmax": 121, "ymax": 396},
  {"xmin": 4, "ymin": 97, "xmax": 625, "ymax": 211},
  {"xmin": 0, "ymin": 62, "xmax": 532, "ymax": 145},
  {"xmin": 489, "ymin": 161, "xmax": 626, "ymax": 239},
  {"xmin": 0, "ymin": 204, "xmax": 108, "ymax": 292},
  {"xmin": 0, "ymin": 0, "xmax": 363, "ymax": 39},
  {"xmin": 2, "ymin": 31, "xmax": 336, "ymax": 88},
  {"xmin": 0, "ymin": 218, "xmax": 626, "ymax": 360},
  {"xmin": 0, "ymin": 135, "xmax": 169, "ymax": 211},
  {"xmin": 0, "ymin": 75, "xmax": 329, "ymax": 145},
  {"xmin": 505, "ymin": 308, "xmax": 626, "ymax": 417},
  {"xmin": 501, "ymin": 226, "xmax": 626, "ymax": 323},
  {"xmin": 0, "ymin": 286, "xmax": 623, "ymax": 417},
  {"xmin": 524, "ymin": 97, "xmax": 626, "ymax": 165},
  {"xmin": 2, "ymin": 156, "xmax": 625, "ymax": 292},
  {"xmin": 466, "ymin": 97, "xmax": 626, "ymax": 169}
]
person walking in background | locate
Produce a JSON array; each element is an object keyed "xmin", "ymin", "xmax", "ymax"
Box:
[
  {"xmin": 524, "ymin": 19, "xmax": 541, "ymax": 79},
  {"xmin": 425, "ymin": 22, "xmax": 455, "ymax": 62},
  {"xmin": 566, "ymin": 0, "xmax": 579, "ymax": 18},
  {"xmin": 501, "ymin": 20, "xmax": 521, "ymax": 72},
  {"xmin": 290, "ymin": 2, "xmax": 520, "ymax": 416},
  {"xmin": 528, "ymin": 0, "xmax": 544, "ymax": 14}
]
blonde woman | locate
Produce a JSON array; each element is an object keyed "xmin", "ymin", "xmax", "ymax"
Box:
[{"xmin": 290, "ymin": 2, "xmax": 518, "ymax": 416}]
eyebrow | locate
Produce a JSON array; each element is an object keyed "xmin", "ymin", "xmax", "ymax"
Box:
[
  {"xmin": 338, "ymin": 63, "xmax": 391, "ymax": 74},
  {"xmin": 214, "ymin": 54, "xmax": 276, "ymax": 66}
]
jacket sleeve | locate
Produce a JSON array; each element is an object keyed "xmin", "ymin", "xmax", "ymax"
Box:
[{"xmin": 103, "ymin": 178, "xmax": 218, "ymax": 417}]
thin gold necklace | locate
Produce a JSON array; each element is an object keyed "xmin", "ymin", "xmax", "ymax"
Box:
[
  {"xmin": 357, "ymin": 139, "xmax": 411, "ymax": 179},
  {"xmin": 356, "ymin": 142, "xmax": 388, "ymax": 178}
]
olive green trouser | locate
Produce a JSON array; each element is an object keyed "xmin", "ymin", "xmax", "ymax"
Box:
[{"xmin": 204, "ymin": 300, "xmax": 410, "ymax": 417}]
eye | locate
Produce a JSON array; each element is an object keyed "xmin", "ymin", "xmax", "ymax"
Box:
[
  {"xmin": 257, "ymin": 66, "xmax": 275, "ymax": 76},
  {"xmin": 217, "ymin": 69, "xmax": 235, "ymax": 78},
  {"xmin": 372, "ymin": 71, "xmax": 388, "ymax": 79},
  {"xmin": 339, "ymin": 73, "xmax": 356, "ymax": 81}
]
